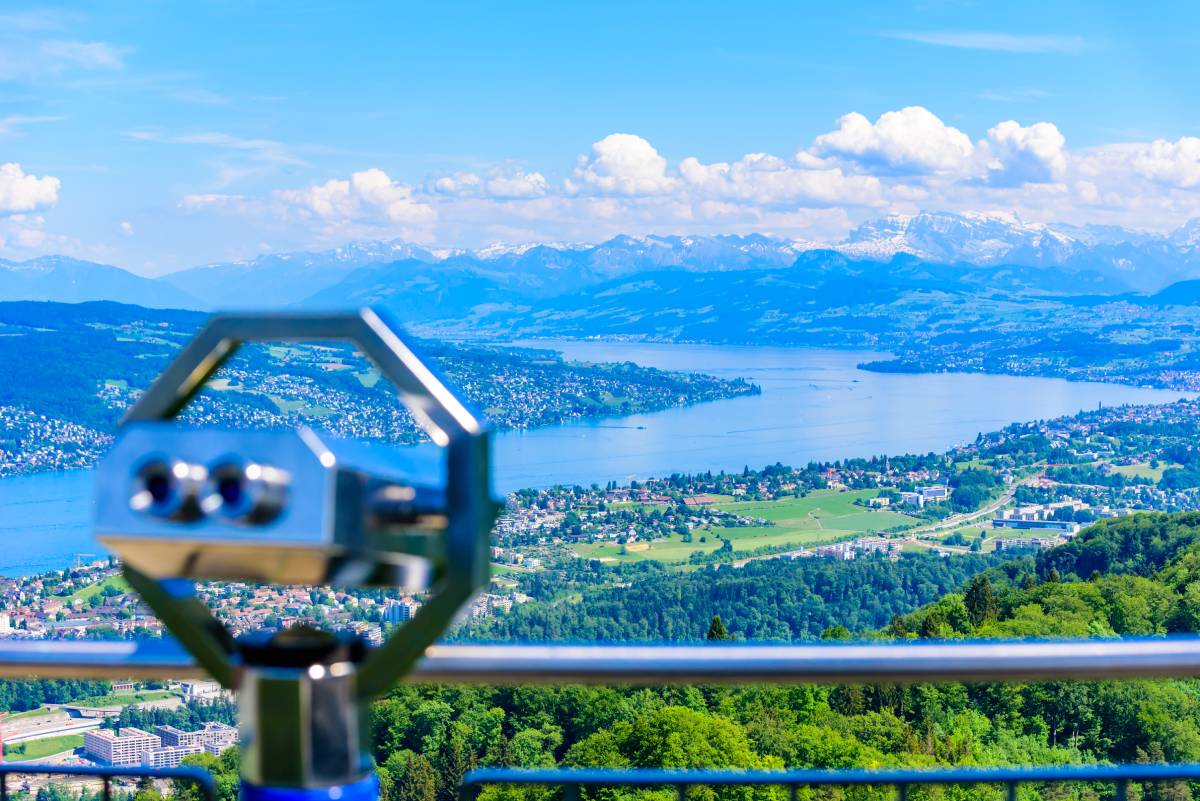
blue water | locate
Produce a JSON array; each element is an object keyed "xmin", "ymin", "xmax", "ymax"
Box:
[{"xmin": 0, "ymin": 342, "xmax": 1191, "ymax": 577}]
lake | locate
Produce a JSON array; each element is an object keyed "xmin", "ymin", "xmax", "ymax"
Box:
[{"xmin": 0, "ymin": 342, "xmax": 1191, "ymax": 576}]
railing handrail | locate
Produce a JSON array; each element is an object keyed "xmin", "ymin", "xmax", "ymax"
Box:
[
  {"xmin": 462, "ymin": 763, "xmax": 1200, "ymax": 787},
  {"xmin": 3, "ymin": 636, "xmax": 1200, "ymax": 683}
]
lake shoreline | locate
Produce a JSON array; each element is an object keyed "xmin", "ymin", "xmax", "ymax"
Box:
[{"xmin": 0, "ymin": 342, "xmax": 1192, "ymax": 577}]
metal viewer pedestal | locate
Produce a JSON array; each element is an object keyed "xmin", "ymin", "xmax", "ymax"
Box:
[{"xmin": 91, "ymin": 309, "xmax": 501, "ymax": 801}]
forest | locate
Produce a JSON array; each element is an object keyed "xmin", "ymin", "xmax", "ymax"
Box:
[
  {"xmin": 460, "ymin": 555, "xmax": 998, "ymax": 642},
  {"xmin": 350, "ymin": 512, "xmax": 1200, "ymax": 801},
  {"xmin": 32, "ymin": 513, "xmax": 1200, "ymax": 801}
]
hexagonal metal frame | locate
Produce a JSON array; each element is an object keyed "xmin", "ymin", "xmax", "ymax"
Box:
[{"xmin": 110, "ymin": 307, "xmax": 498, "ymax": 697}]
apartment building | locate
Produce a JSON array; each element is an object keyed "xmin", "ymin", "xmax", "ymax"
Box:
[{"xmin": 84, "ymin": 727, "xmax": 161, "ymax": 766}]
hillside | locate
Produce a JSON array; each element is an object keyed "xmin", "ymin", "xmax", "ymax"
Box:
[
  {"xmin": 458, "ymin": 554, "xmax": 998, "ymax": 642},
  {"xmin": 333, "ymin": 512, "xmax": 1200, "ymax": 801},
  {"xmin": 0, "ymin": 300, "xmax": 757, "ymax": 474}
]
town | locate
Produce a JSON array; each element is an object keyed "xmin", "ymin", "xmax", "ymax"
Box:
[
  {"xmin": 3, "ymin": 397, "xmax": 1200, "ymax": 771},
  {"xmin": 0, "ymin": 305, "xmax": 758, "ymax": 476}
]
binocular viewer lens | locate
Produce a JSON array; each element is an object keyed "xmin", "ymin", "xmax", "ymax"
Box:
[
  {"xmin": 204, "ymin": 461, "xmax": 289, "ymax": 524},
  {"xmin": 131, "ymin": 459, "xmax": 208, "ymax": 521},
  {"xmin": 130, "ymin": 458, "xmax": 290, "ymax": 525}
]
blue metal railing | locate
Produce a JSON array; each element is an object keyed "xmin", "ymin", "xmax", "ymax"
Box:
[{"xmin": 461, "ymin": 764, "xmax": 1200, "ymax": 801}]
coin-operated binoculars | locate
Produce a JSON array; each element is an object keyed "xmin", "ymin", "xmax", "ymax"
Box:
[{"xmin": 94, "ymin": 309, "xmax": 501, "ymax": 801}]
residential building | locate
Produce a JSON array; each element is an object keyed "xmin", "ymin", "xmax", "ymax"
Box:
[
  {"xmin": 142, "ymin": 745, "xmax": 202, "ymax": 768},
  {"xmin": 84, "ymin": 727, "xmax": 161, "ymax": 766}
]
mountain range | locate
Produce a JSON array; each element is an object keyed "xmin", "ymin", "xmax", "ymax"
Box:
[{"xmin": 8, "ymin": 211, "xmax": 1200, "ymax": 321}]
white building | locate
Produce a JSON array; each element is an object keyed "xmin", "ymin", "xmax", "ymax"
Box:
[
  {"xmin": 142, "ymin": 745, "xmax": 202, "ymax": 768},
  {"xmin": 85, "ymin": 727, "xmax": 161, "ymax": 766},
  {"xmin": 918, "ymin": 486, "xmax": 950, "ymax": 502},
  {"xmin": 156, "ymin": 722, "xmax": 237, "ymax": 752},
  {"xmin": 179, "ymin": 679, "xmax": 223, "ymax": 700},
  {"xmin": 383, "ymin": 598, "xmax": 421, "ymax": 624}
]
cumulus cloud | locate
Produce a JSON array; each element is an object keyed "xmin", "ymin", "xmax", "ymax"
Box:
[
  {"xmin": 486, "ymin": 170, "xmax": 548, "ymax": 198},
  {"xmin": 1130, "ymin": 137, "xmax": 1200, "ymax": 188},
  {"xmin": 983, "ymin": 120, "xmax": 1068, "ymax": 185},
  {"xmin": 570, "ymin": 133, "xmax": 678, "ymax": 195},
  {"xmin": 0, "ymin": 163, "xmax": 60, "ymax": 214},
  {"xmin": 811, "ymin": 107, "xmax": 975, "ymax": 175},
  {"xmin": 276, "ymin": 168, "xmax": 436, "ymax": 228},
  {"xmin": 166, "ymin": 107, "xmax": 1200, "ymax": 254},
  {"xmin": 679, "ymin": 153, "xmax": 885, "ymax": 207},
  {"xmin": 119, "ymin": 221, "xmax": 133, "ymax": 237}
]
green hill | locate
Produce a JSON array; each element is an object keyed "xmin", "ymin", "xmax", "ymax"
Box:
[{"xmin": 350, "ymin": 512, "xmax": 1200, "ymax": 801}]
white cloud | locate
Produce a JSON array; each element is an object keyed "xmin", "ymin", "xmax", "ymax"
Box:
[
  {"xmin": 570, "ymin": 133, "xmax": 678, "ymax": 195},
  {"xmin": 811, "ymin": 107, "xmax": 975, "ymax": 175},
  {"xmin": 39, "ymin": 40, "xmax": 125, "ymax": 70},
  {"xmin": 1130, "ymin": 137, "xmax": 1200, "ymax": 189},
  {"xmin": 430, "ymin": 169, "xmax": 548, "ymax": 198},
  {"xmin": 431, "ymin": 172, "xmax": 482, "ymax": 195},
  {"xmin": 119, "ymin": 221, "xmax": 134, "ymax": 237},
  {"xmin": 0, "ymin": 115, "xmax": 62, "ymax": 138},
  {"xmin": 168, "ymin": 109, "xmax": 1200, "ymax": 254},
  {"xmin": 883, "ymin": 31, "xmax": 1085, "ymax": 54},
  {"xmin": 679, "ymin": 153, "xmax": 885, "ymax": 206},
  {"xmin": 128, "ymin": 130, "xmax": 304, "ymax": 167},
  {"xmin": 983, "ymin": 120, "xmax": 1068, "ymax": 185},
  {"xmin": 486, "ymin": 171, "xmax": 548, "ymax": 198},
  {"xmin": 276, "ymin": 168, "xmax": 436, "ymax": 228},
  {"xmin": 179, "ymin": 193, "xmax": 247, "ymax": 210},
  {"xmin": 0, "ymin": 163, "xmax": 60, "ymax": 214}
]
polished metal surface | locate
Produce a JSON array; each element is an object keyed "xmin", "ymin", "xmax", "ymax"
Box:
[
  {"xmin": 5, "ymin": 637, "xmax": 1200, "ymax": 683},
  {"xmin": 240, "ymin": 662, "xmax": 369, "ymax": 787},
  {"xmin": 97, "ymin": 425, "xmax": 443, "ymax": 587},
  {"xmin": 91, "ymin": 308, "xmax": 502, "ymax": 792},
  {"xmin": 122, "ymin": 309, "xmax": 484, "ymax": 443}
]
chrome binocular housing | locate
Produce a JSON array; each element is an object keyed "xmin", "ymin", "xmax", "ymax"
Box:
[
  {"xmin": 93, "ymin": 308, "xmax": 499, "ymax": 593},
  {"xmin": 97, "ymin": 424, "xmax": 449, "ymax": 588}
]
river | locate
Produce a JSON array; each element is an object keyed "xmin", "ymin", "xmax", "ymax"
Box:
[{"xmin": 0, "ymin": 342, "xmax": 1190, "ymax": 576}]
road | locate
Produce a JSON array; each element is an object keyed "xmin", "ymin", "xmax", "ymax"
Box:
[
  {"xmin": 5, "ymin": 718, "xmax": 101, "ymax": 744},
  {"xmin": 907, "ymin": 477, "xmax": 1034, "ymax": 536}
]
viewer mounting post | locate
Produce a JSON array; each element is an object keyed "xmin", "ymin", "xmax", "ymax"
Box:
[{"xmin": 93, "ymin": 309, "xmax": 501, "ymax": 801}]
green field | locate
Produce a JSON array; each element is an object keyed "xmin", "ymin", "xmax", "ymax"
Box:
[
  {"xmin": 70, "ymin": 690, "xmax": 176, "ymax": 707},
  {"xmin": 67, "ymin": 574, "xmax": 129, "ymax": 604},
  {"xmin": 1110, "ymin": 461, "xmax": 1177, "ymax": 481},
  {"xmin": 575, "ymin": 490, "xmax": 920, "ymax": 565},
  {"xmin": 4, "ymin": 734, "xmax": 84, "ymax": 761}
]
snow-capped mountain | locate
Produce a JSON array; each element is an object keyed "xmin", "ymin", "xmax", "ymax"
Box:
[
  {"xmin": 833, "ymin": 211, "xmax": 1200, "ymax": 290},
  {"xmin": 8, "ymin": 210, "xmax": 1200, "ymax": 311},
  {"xmin": 162, "ymin": 239, "xmax": 453, "ymax": 308},
  {"xmin": 838, "ymin": 211, "xmax": 1078, "ymax": 264}
]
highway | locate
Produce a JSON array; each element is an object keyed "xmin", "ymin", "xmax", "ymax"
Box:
[{"xmin": 5, "ymin": 718, "xmax": 101, "ymax": 744}]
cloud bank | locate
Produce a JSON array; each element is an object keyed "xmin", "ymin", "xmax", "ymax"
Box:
[{"xmin": 35, "ymin": 106, "xmax": 1200, "ymax": 257}]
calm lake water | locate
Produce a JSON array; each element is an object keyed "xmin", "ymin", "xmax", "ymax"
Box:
[{"xmin": 0, "ymin": 342, "xmax": 1191, "ymax": 576}]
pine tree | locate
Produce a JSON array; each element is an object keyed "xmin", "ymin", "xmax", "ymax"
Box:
[
  {"xmin": 705, "ymin": 614, "xmax": 729, "ymax": 641},
  {"xmin": 964, "ymin": 574, "xmax": 998, "ymax": 627}
]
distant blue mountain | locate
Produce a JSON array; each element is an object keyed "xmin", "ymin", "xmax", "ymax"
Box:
[
  {"xmin": 0, "ymin": 256, "xmax": 199, "ymax": 309},
  {"xmin": 8, "ymin": 211, "xmax": 1200, "ymax": 315},
  {"xmin": 160, "ymin": 240, "xmax": 447, "ymax": 308}
]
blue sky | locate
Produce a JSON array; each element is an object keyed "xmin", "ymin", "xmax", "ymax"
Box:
[{"xmin": 3, "ymin": 1, "xmax": 1200, "ymax": 273}]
